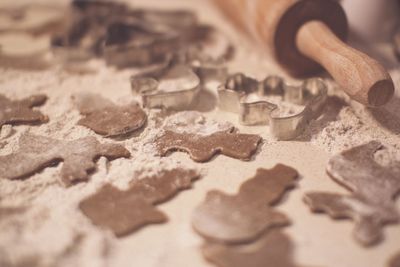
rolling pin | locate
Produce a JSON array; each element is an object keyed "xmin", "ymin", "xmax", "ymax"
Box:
[{"xmin": 213, "ymin": 0, "xmax": 395, "ymax": 107}]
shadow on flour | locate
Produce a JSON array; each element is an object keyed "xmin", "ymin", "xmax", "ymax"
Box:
[
  {"xmin": 295, "ymin": 96, "xmax": 348, "ymax": 142},
  {"xmin": 368, "ymin": 94, "xmax": 400, "ymax": 135}
]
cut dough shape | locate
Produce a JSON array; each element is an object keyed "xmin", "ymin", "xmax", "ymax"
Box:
[
  {"xmin": 389, "ymin": 251, "xmax": 400, "ymax": 267},
  {"xmin": 203, "ymin": 230, "xmax": 308, "ymax": 267},
  {"xmin": 80, "ymin": 168, "xmax": 199, "ymax": 237},
  {"xmin": 192, "ymin": 164, "xmax": 298, "ymax": 243},
  {"xmin": 0, "ymin": 94, "xmax": 48, "ymax": 129},
  {"xmin": 155, "ymin": 112, "xmax": 261, "ymax": 162},
  {"xmin": 0, "ymin": 206, "xmax": 25, "ymax": 221},
  {"xmin": 0, "ymin": 133, "xmax": 130, "ymax": 187},
  {"xmin": 304, "ymin": 141, "xmax": 400, "ymax": 246},
  {"xmin": 156, "ymin": 130, "xmax": 262, "ymax": 162},
  {"xmin": 74, "ymin": 93, "xmax": 147, "ymax": 137}
]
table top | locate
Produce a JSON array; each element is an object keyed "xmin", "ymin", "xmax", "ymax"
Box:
[{"xmin": 0, "ymin": 1, "xmax": 399, "ymax": 267}]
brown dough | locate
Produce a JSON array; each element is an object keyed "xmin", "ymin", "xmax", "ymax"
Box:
[
  {"xmin": 304, "ymin": 141, "xmax": 400, "ymax": 246},
  {"xmin": 0, "ymin": 206, "xmax": 25, "ymax": 220},
  {"xmin": 389, "ymin": 252, "xmax": 400, "ymax": 267},
  {"xmin": 0, "ymin": 255, "xmax": 40, "ymax": 267},
  {"xmin": 202, "ymin": 230, "xmax": 307, "ymax": 267},
  {"xmin": 155, "ymin": 130, "xmax": 262, "ymax": 162},
  {"xmin": 0, "ymin": 54, "xmax": 52, "ymax": 70},
  {"xmin": 74, "ymin": 93, "xmax": 147, "ymax": 137},
  {"xmin": 79, "ymin": 168, "xmax": 199, "ymax": 237},
  {"xmin": 192, "ymin": 164, "xmax": 298, "ymax": 243},
  {"xmin": 0, "ymin": 94, "xmax": 48, "ymax": 128},
  {"xmin": 0, "ymin": 133, "xmax": 130, "ymax": 187}
]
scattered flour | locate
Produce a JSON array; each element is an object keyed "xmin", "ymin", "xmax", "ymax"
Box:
[
  {"xmin": 303, "ymin": 86, "xmax": 400, "ymax": 166},
  {"xmin": 0, "ymin": 69, "xmax": 204, "ymax": 266},
  {"xmin": 163, "ymin": 111, "xmax": 233, "ymax": 135},
  {"xmin": 0, "ymin": 0, "xmax": 399, "ymax": 266}
]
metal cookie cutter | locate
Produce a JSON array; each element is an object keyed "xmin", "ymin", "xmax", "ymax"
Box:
[
  {"xmin": 218, "ymin": 73, "xmax": 327, "ymax": 140},
  {"xmin": 130, "ymin": 48, "xmax": 228, "ymax": 110},
  {"xmin": 104, "ymin": 22, "xmax": 182, "ymax": 68},
  {"xmin": 176, "ymin": 48, "xmax": 228, "ymax": 82},
  {"xmin": 102, "ymin": 8, "xmax": 197, "ymax": 68},
  {"xmin": 130, "ymin": 61, "xmax": 201, "ymax": 110}
]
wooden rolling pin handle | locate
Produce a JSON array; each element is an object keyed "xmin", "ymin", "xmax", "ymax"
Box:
[{"xmin": 296, "ymin": 21, "xmax": 394, "ymax": 107}]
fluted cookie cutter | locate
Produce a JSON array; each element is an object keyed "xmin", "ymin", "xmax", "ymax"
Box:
[
  {"xmin": 130, "ymin": 49, "xmax": 228, "ymax": 110},
  {"xmin": 103, "ymin": 9, "xmax": 197, "ymax": 67},
  {"xmin": 181, "ymin": 47, "xmax": 228, "ymax": 82},
  {"xmin": 218, "ymin": 73, "xmax": 327, "ymax": 140},
  {"xmin": 130, "ymin": 62, "xmax": 201, "ymax": 110},
  {"xmin": 52, "ymin": 1, "xmax": 189, "ymax": 64},
  {"xmin": 51, "ymin": 0, "xmax": 128, "ymax": 62}
]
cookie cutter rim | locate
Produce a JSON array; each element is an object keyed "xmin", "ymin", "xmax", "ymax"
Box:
[
  {"xmin": 103, "ymin": 22, "xmax": 184, "ymax": 68},
  {"xmin": 130, "ymin": 61, "xmax": 201, "ymax": 110},
  {"xmin": 129, "ymin": 45, "xmax": 230, "ymax": 111},
  {"xmin": 218, "ymin": 74, "xmax": 328, "ymax": 140}
]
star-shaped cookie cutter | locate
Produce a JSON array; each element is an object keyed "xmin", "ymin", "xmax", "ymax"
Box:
[{"xmin": 218, "ymin": 73, "xmax": 327, "ymax": 140}]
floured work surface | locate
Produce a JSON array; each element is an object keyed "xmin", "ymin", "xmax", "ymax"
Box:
[{"xmin": 0, "ymin": 0, "xmax": 400, "ymax": 267}]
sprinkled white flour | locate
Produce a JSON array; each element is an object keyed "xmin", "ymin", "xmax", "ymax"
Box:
[
  {"xmin": 163, "ymin": 111, "xmax": 233, "ymax": 135},
  {"xmin": 302, "ymin": 78, "xmax": 400, "ymax": 167},
  {"xmin": 0, "ymin": 99, "xmax": 202, "ymax": 267},
  {"xmin": 0, "ymin": 0, "xmax": 400, "ymax": 267}
]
